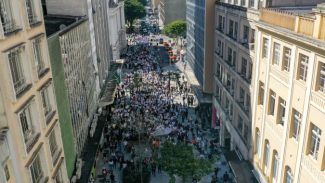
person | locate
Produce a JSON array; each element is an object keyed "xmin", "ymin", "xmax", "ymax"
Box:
[
  {"xmin": 214, "ymin": 167, "xmax": 219, "ymax": 177},
  {"xmin": 110, "ymin": 173, "xmax": 115, "ymax": 183},
  {"xmin": 211, "ymin": 175, "xmax": 217, "ymax": 183},
  {"xmin": 223, "ymin": 171, "xmax": 229, "ymax": 182}
]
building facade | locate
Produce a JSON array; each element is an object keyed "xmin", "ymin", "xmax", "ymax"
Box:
[
  {"xmin": 0, "ymin": 0, "xmax": 69, "ymax": 182},
  {"xmin": 45, "ymin": 15, "xmax": 98, "ymax": 160},
  {"xmin": 108, "ymin": 0, "xmax": 127, "ymax": 61},
  {"xmin": 186, "ymin": 0, "xmax": 214, "ymax": 94},
  {"xmin": 92, "ymin": 0, "xmax": 113, "ymax": 88},
  {"xmin": 159, "ymin": 0, "xmax": 186, "ymax": 25},
  {"xmin": 252, "ymin": 4, "xmax": 325, "ymax": 183},
  {"xmin": 213, "ymin": 0, "xmax": 259, "ymax": 161}
]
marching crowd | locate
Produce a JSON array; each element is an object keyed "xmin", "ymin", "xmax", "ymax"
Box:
[{"xmin": 93, "ymin": 35, "xmax": 230, "ymax": 183}]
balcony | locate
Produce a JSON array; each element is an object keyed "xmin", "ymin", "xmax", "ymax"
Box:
[{"xmin": 260, "ymin": 8, "xmax": 325, "ymax": 40}]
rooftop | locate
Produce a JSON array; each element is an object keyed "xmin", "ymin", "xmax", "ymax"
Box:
[
  {"xmin": 268, "ymin": 6, "xmax": 315, "ymax": 16},
  {"xmin": 44, "ymin": 15, "xmax": 81, "ymax": 37}
]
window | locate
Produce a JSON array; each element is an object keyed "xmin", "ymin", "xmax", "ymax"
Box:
[
  {"xmin": 309, "ymin": 124, "xmax": 321, "ymax": 160},
  {"xmin": 234, "ymin": 0, "xmax": 238, "ymax": 4},
  {"xmin": 250, "ymin": 29, "xmax": 255, "ymax": 43},
  {"xmin": 41, "ymin": 87, "xmax": 52, "ymax": 118},
  {"xmin": 234, "ymin": 22, "xmax": 238, "ymax": 40},
  {"xmin": 259, "ymin": 82, "xmax": 265, "ymax": 105},
  {"xmin": 292, "ymin": 110, "xmax": 301, "ymax": 140},
  {"xmin": 255, "ymin": 129, "xmax": 260, "ymax": 154},
  {"xmin": 227, "ymin": 47, "xmax": 233, "ymax": 64},
  {"xmin": 273, "ymin": 43, "xmax": 281, "ymax": 65},
  {"xmin": 0, "ymin": 0, "xmax": 15, "ymax": 33},
  {"xmin": 25, "ymin": 0, "xmax": 37, "ymax": 24},
  {"xmin": 241, "ymin": 58, "xmax": 247, "ymax": 77},
  {"xmin": 318, "ymin": 62, "xmax": 325, "ymax": 93},
  {"xmin": 283, "ymin": 47, "xmax": 291, "ymax": 72},
  {"xmin": 272, "ymin": 152, "xmax": 279, "ymax": 182},
  {"xmin": 285, "ymin": 167, "xmax": 293, "ymax": 183},
  {"xmin": 4, "ymin": 164, "xmax": 10, "ymax": 181},
  {"xmin": 262, "ymin": 38, "xmax": 269, "ymax": 58},
  {"xmin": 243, "ymin": 25, "xmax": 249, "ymax": 43},
  {"xmin": 49, "ymin": 130, "xmax": 58, "ymax": 158},
  {"xmin": 33, "ymin": 38, "xmax": 45, "ymax": 76},
  {"xmin": 237, "ymin": 115, "xmax": 243, "ymax": 132},
  {"xmin": 268, "ymin": 90, "xmax": 276, "ymax": 115},
  {"xmin": 241, "ymin": 0, "xmax": 246, "ymax": 6},
  {"xmin": 239, "ymin": 87, "xmax": 245, "ymax": 103},
  {"xmin": 243, "ymin": 124, "xmax": 249, "ymax": 142},
  {"xmin": 54, "ymin": 168, "xmax": 63, "ymax": 183},
  {"xmin": 245, "ymin": 94, "xmax": 250, "ymax": 110},
  {"xmin": 264, "ymin": 141, "xmax": 270, "ymax": 174},
  {"xmin": 277, "ymin": 98, "xmax": 286, "ymax": 125},
  {"xmin": 218, "ymin": 16, "xmax": 223, "ymax": 30},
  {"xmin": 228, "ymin": 20, "xmax": 234, "ymax": 37},
  {"xmin": 30, "ymin": 155, "xmax": 43, "ymax": 183},
  {"xmin": 216, "ymin": 63, "xmax": 223, "ymax": 80},
  {"xmin": 249, "ymin": 0, "xmax": 255, "ymax": 7},
  {"xmin": 298, "ymin": 54, "xmax": 309, "ymax": 81},
  {"xmin": 19, "ymin": 106, "xmax": 34, "ymax": 142},
  {"xmin": 8, "ymin": 48, "xmax": 26, "ymax": 94}
]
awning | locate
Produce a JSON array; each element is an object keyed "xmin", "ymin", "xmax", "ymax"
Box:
[{"xmin": 98, "ymin": 61, "xmax": 124, "ymax": 107}]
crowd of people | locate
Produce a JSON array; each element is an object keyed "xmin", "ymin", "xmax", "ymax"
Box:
[{"xmin": 92, "ymin": 35, "xmax": 228, "ymax": 183}]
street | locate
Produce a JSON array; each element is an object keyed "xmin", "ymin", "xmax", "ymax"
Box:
[{"xmin": 88, "ymin": 33, "xmax": 234, "ymax": 183}]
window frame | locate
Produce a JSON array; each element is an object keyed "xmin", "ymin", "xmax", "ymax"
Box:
[
  {"xmin": 29, "ymin": 154, "xmax": 44, "ymax": 183},
  {"xmin": 292, "ymin": 110, "xmax": 301, "ymax": 141},
  {"xmin": 268, "ymin": 90, "xmax": 276, "ymax": 116},
  {"xmin": 282, "ymin": 47, "xmax": 291, "ymax": 72},
  {"xmin": 318, "ymin": 62, "xmax": 325, "ymax": 93},
  {"xmin": 262, "ymin": 38, "xmax": 269, "ymax": 59},
  {"xmin": 273, "ymin": 42, "xmax": 281, "ymax": 65},
  {"xmin": 309, "ymin": 124, "xmax": 321, "ymax": 160},
  {"xmin": 298, "ymin": 54, "xmax": 309, "ymax": 82}
]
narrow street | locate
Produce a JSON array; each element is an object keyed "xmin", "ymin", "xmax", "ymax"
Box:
[{"xmin": 90, "ymin": 34, "xmax": 234, "ymax": 183}]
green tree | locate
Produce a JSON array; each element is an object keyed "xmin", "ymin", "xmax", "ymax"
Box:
[
  {"xmin": 164, "ymin": 20, "xmax": 186, "ymax": 38},
  {"xmin": 158, "ymin": 142, "xmax": 213, "ymax": 183},
  {"xmin": 163, "ymin": 20, "xmax": 187, "ymax": 47},
  {"xmin": 125, "ymin": 0, "xmax": 146, "ymax": 30}
]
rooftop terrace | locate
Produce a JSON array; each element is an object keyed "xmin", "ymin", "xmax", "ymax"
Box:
[{"xmin": 259, "ymin": 5, "xmax": 325, "ymax": 40}]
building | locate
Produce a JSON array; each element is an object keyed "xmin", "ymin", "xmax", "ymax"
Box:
[
  {"xmin": 44, "ymin": 15, "xmax": 98, "ymax": 177},
  {"xmin": 108, "ymin": 0, "xmax": 127, "ymax": 61},
  {"xmin": 186, "ymin": 0, "xmax": 214, "ymax": 94},
  {"xmin": 213, "ymin": 0, "xmax": 258, "ymax": 162},
  {"xmin": 92, "ymin": 0, "xmax": 113, "ymax": 88},
  {"xmin": 0, "ymin": 0, "xmax": 69, "ymax": 182},
  {"xmin": 252, "ymin": 3, "xmax": 325, "ymax": 183},
  {"xmin": 159, "ymin": 0, "xmax": 186, "ymax": 25}
]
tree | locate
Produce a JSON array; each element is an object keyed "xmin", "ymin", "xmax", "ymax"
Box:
[
  {"xmin": 158, "ymin": 142, "xmax": 213, "ymax": 183},
  {"xmin": 125, "ymin": 0, "xmax": 146, "ymax": 30},
  {"xmin": 163, "ymin": 20, "xmax": 187, "ymax": 48},
  {"xmin": 163, "ymin": 20, "xmax": 187, "ymax": 38}
]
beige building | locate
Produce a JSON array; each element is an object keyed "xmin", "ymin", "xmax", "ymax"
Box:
[
  {"xmin": 0, "ymin": 0, "xmax": 68, "ymax": 182},
  {"xmin": 252, "ymin": 3, "xmax": 325, "ymax": 183}
]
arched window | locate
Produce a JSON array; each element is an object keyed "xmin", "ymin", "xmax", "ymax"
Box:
[
  {"xmin": 255, "ymin": 128, "xmax": 260, "ymax": 155},
  {"xmin": 272, "ymin": 151, "xmax": 279, "ymax": 183},
  {"xmin": 285, "ymin": 166, "xmax": 293, "ymax": 183}
]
